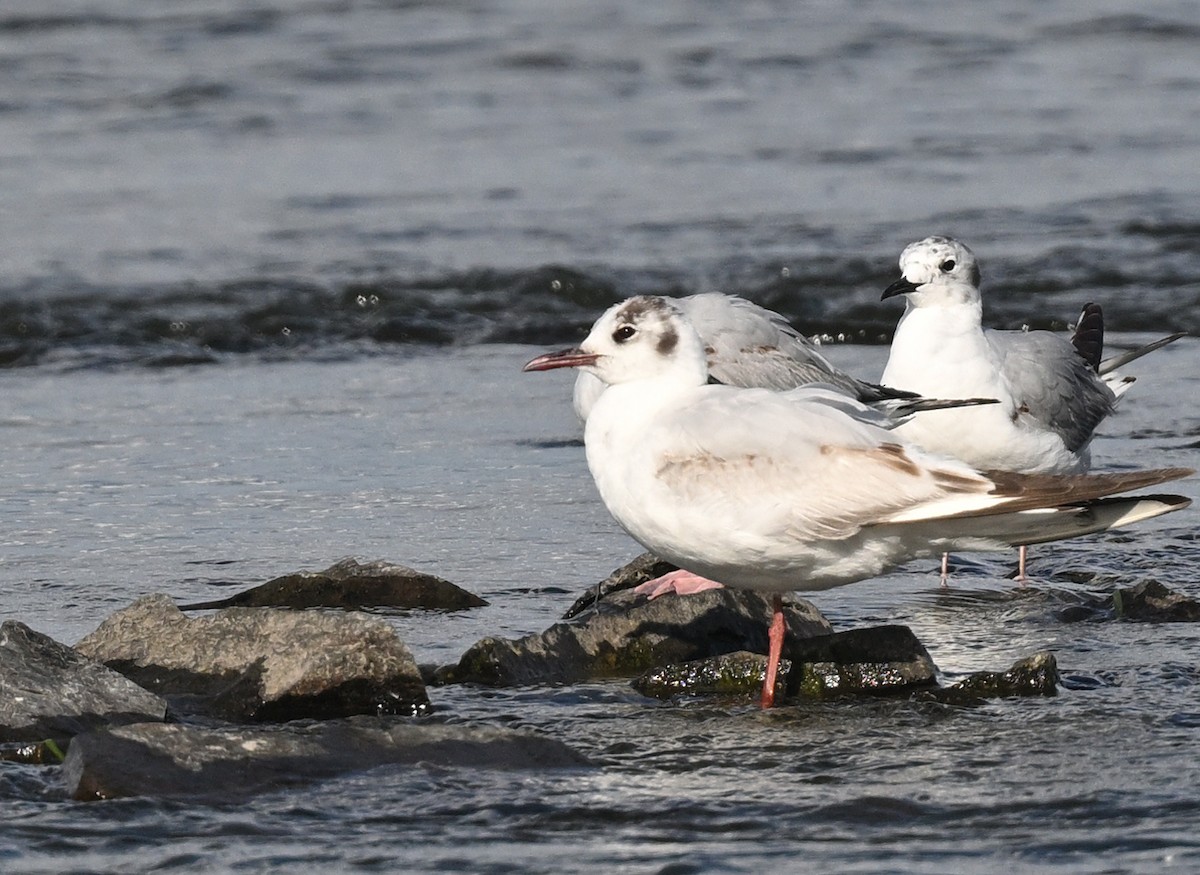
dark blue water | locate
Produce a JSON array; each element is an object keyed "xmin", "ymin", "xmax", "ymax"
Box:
[{"xmin": 1, "ymin": 1, "xmax": 1199, "ymax": 872}]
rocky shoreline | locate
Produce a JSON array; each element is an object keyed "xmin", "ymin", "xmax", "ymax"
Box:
[{"xmin": 2, "ymin": 554, "xmax": 1195, "ymax": 801}]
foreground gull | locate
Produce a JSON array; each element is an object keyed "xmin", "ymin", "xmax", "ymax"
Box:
[
  {"xmin": 572, "ymin": 292, "xmax": 915, "ymax": 422},
  {"xmin": 573, "ymin": 292, "xmax": 996, "ymax": 598},
  {"xmin": 524, "ymin": 295, "xmax": 1192, "ymax": 708},
  {"xmin": 880, "ymin": 235, "xmax": 1185, "ymax": 579}
]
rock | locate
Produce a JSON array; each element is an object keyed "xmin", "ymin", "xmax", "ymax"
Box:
[
  {"xmin": 633, "ymin": 651, "xmax": 790, "ymax": 700},
  {"xmin": 75, "ymin": 595, "xmax": 430, "ymax": 721},
  {"xmin": 180, "ymin": 557, "xmax": 487, "ymax": 612},
  {"xmin": 784, "ymin": 625, "xmax": 938, "ymax": 699},
  {"xmin": 438, "ymin": 588, "xmax": 832, "ymax": 686},
  {"xmin": 561, "ymin": 552, "xmax": 678, "ymax": 619},
  {"xmin": 922, "ymin": 652, "xmax": 1059, "ymax": 705},
  {"xmin": 0, "ymin": 738, "xmax": 68, "ymax": 765},
  {"xmin": 633, "ymin": 625, "xmax": 937, "ymax": 702},
  {"xmin": 0, "ymin": 621, "xmax": 167, "ymax": 744},
  {"xmin": 1113, "ymin": 580, "xmax": 1200, "ymax": 622},
  {"xmin": 62, "ymin": 717, "xmax": 590, "ymax": 801}
]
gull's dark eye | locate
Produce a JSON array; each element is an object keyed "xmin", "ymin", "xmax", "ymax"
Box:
[
  {"xmin": 612, "ymin": 324, "xmax": 636, "ymax": 343},
  {"xmin": 939, "ymin": 259, "xmax": 956, "ymax": 273}
]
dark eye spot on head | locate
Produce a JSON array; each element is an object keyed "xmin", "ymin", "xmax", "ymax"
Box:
[
  {"xmin": 613, "ymin": 324, "xmax": 635, "ymax": 343},
  {"xmin": 656, "ymin": 326, "xmax": 678, "ymax": 355},
  {"xmin": 939, "ymin": 259, "xmax": 956, "ymax": 273}
]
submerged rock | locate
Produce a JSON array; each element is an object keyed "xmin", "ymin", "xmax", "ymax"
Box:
[
  {"xmin": 923, "ymin": 652, "xmax": 1059, "ymax": 705},
  {"xmin": 75, "ymin": 595, "xmax": 429, "ymax": 721},
  {"xmin": 633, "ymin": 625, "xmax": 937, "ymax": 702},
  {"xmin": 63, "ymin": 717, "xmax": 590, "ymax": 801},
  {"xmin": 1113, "ymin": 580, "xmax": 1200, "ymax": 622},
  {"xmin": 561, "ymin": 552, "xmax": 678, "ymax": 619},
  {"xmin": 439, "ymin": 588, "xmax": 832, "ymax": 687},
  {"xmin": 180, "ymin": 557, "xmax": 487, "ymax": 612},
  {"xmin": 0, "ymin": 621, "xmax": 167, "ymax": 744}
]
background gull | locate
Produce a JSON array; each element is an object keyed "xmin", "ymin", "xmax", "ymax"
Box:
[
  {"xmin": 524, "ymin": 295, "xmax": 1192, "ymax": 707},
  {"xmin": 880, "ymin": 235, "xmax": 1185, "ymax": 579}
]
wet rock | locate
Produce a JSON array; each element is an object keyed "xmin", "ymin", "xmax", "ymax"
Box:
[
  {"xmin": 180, "ymin": 557, "xmax": 487, "ymax": 612},
  {"xmin": 1054, "ymin": 601, "xmax": 1112, "ymax": 624},
  {"xmin": 0, "ymin": 621, "xmax": 167, "ymax": 744},
  {"xmin": 438, "ymin": 588, "xmax": 832, "ymax": 687},
  {"xmin": 633, "ymin": 651, "xmax": 790, "ymax": 700},
  {"xmin": 0, "ymin": 738, "xmax": 68, "ymax": 765},
  {"xmin": 562, "ymin": 552, "xmax": 678, "ymax": 619},
  {"xmin": 1113, "ymin": 580, "xmax": 1200, "ymax": 622},
  {"xmin": 784, "ymin": 625, "xmax": 938, "ymax": 699},
  {"xmin": 922, "ymin": 652, "xmax": 1059, "ymax": 706},
  {"xmin": 62, "ymin": 717, "xmax": 590, "ymax": 801},
  {"xmin": 75, "ymin": 595, "xmax": 429, "ymax": 721},
  {"xmin": 633, "ymin": 625, "xmax": 937, "ymax": 702}
]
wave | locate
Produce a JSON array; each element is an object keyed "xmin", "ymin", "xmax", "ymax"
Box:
[{"xmin": 1, "ymin": 251, "xmax": 1194, "ymax": 370}]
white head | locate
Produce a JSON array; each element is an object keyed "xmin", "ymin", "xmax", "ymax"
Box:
[
  {"xmin": 881, "ymin": 236, "xmax": 982, "ymax": 308},
  {"xmin": 524, "ymin": 295, "xmax": 708, "ymax": 387}
]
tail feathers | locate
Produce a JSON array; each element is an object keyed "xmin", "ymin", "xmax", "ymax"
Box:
[
  {"xmin": 976, "ymin": 467, "xmax": 1194, "ymax": 517},
  {"xmin": 1072, "ymin": 302, "xmax": 1104, "ymax": 372},
  {"xmin": 1098, "ymin": 332, "xmax": 1187, "ymax": 376},
  {"xmin": 933, "ymin": 494, "xmax": 1191, "ymax": 550}
]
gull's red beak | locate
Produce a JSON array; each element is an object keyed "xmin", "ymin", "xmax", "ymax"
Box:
[{"xmin": 523, "ymin": 348, "xmax": 599, "ymax": 372}]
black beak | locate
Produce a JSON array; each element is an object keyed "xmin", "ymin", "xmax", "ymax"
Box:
[
  {"xmin": 523, "ymin": 347, "xmax": 600, "ymax": 372},
  {"xmin": 881, "ymin": 276, "xmax": 920, "ymax": 301}
]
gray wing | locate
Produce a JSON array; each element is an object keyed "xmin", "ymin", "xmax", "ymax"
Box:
[
  {"xmin": 681, "ymin": 293, "xmax": 914, "ymax": 402},
  {"xmin": 987, "ymin": 329, "xmax": 1117, "ymax": 452}
]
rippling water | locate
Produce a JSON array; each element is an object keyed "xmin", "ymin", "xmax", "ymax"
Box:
[{"xmin": 1, "ymin": 1, "xmax": 1199, "ymax": 872}]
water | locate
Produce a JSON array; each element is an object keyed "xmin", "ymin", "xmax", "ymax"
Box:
[{"xmin": 1, "ymin": 1, "xmax": 1199, "ymax": 872}]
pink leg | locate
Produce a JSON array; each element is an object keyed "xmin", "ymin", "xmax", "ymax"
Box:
[
  {"xmin": 1016, "ymin": 545, "xmax": 1028, "ymax": 584},
  {"xmin": 633, "ymin": 569, "xmax": 724, "ymax": 599},
  {"xmin": 940, "ymin": 552, "xmax": 950, "ymax": 588},
  {"xmin": 761, "ymin": 594, "xmax": 785, "ymax": 709}
]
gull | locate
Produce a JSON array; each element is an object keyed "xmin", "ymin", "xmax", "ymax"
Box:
[
  {"xmin": 570, "ymin": 292, "xmax": 996, "ymax": 600},
  {"xmin": 523, "ymin": 295, "xmax": 1191, "ymax": 708},
  {"xmin": 572, "ymin": 292, "xmax": 916, "ymax": 422},
  {"xmin": 880, "ymin": 235, "xmax": 1186, "ymax": 580}
]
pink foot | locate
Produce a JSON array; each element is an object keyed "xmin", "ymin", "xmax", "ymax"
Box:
[
  {"xmin": 633, "ymin": 569, "xmax": 725, "ymax": 600},
  {"xmin": 761, "ymin": 594, "xmax": 785, "ymax": 709}
]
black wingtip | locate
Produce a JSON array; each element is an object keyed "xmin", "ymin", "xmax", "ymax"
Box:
[{"xmin": 1071, "ymin": 302, "xmax": 1104, "ymax": 372}]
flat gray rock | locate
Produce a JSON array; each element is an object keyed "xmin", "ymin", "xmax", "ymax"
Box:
[
  {"xmin": 0, "ymin": 621, "xmax": 167, "ymax": 743},
  {"xmin": 75, "ymin": 595, "xmax": 429, "ymax": 721},
  {"xmin": 63, "ymin": 717, "xmax": 590, "ymax": 801},
  {"xmin": 439, "ymin": 587, "xmax": 832, "ymax": 687},
  {"xmin": 180, "ymin": 557, "xmax": 487, "ymax": 612}
]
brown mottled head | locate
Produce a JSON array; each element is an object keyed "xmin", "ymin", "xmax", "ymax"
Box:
[{"xmin": 527, "ymin": 294, "xmax": 709, "ymax": 388}]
